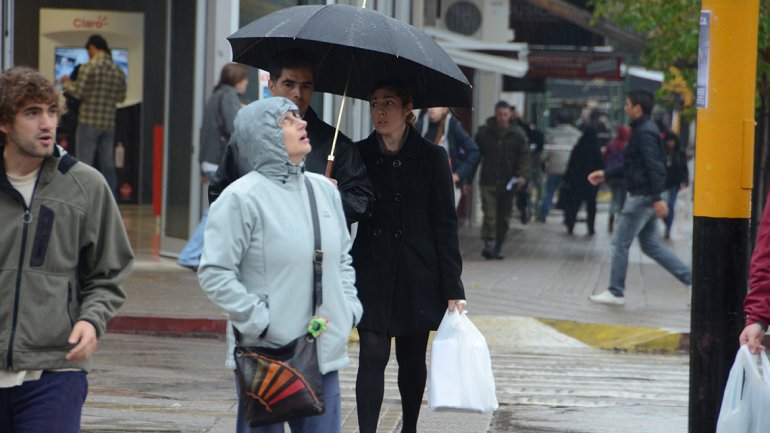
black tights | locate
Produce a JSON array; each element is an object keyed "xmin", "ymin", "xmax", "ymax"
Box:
[{"xmin": 356, "ymin": 330, "xmax": 429, "ymax": 433}]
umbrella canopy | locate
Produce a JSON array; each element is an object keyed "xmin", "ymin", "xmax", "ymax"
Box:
[{"xmin": 228, "ymin": 4, "xmax": 473, "ymax": 109}]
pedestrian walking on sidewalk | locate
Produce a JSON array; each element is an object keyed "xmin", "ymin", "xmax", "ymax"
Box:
[
  {"xmin": 661, "ymin": 129, "xmax": 689, "ymax": 240},
  {"xmin": 475, "ymin": 100, "xmax": 530, "ymax": 259},
  {"xmin": 0, "ymin": 66, "xmax": 133, "ymax": 433},
  {"xmin": 741, "ymin": 190, "xmax": 770, "ymax": 354},
  {"xmin": 604, "ymin": 125, "xmax": 630, "ymax": 232},
  {"xmin": 539, "ymin": 111, "xmax": 581, "ymax": 222},
  {"xmin": 352, "ymin": 81, "xmax": 466, "ymax": 433},
  {"xmin": 562, "ymin": 126, "xmax": 604, "ymax": 236},
  {"xmin": 198, "ymin": 97, "xmax": 363, "ymax": 433},
  {"xmin": 587, "ymin": 90, "xmax": 692, "ymax": 306},
  {"xmin": 414, "ymin": 107, "xmax": 480, "ymax": 209},
  {"xmin": 178, "ymin": 63, "xmax": 249, "ymax": 271}
]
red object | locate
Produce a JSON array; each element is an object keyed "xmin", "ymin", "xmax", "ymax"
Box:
[
  {"xmin": 153, "ymin": 125, "xmax": 164, "ymax": 217},
  {"xmin": 119, "ymin": 182, "xmax": 133, "ymax": 200},
  {"xmin": 745, "ymin": 190, "xmax": 770, "ymax": 326},
  {"xmin": 107, "ymin": 315, "xmax": 226, "ymax": 337},
  {"xmin": 526, "ymin": 51, "xmax": 622, "ymax": 80}
]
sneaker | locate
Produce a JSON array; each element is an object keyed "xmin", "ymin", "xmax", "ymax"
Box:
[{"xmin": 589, "ymin": 290, "xmax": 626, "ymax": 305}]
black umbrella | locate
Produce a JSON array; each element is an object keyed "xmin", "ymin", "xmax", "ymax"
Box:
[{"xmin": 227, "ymin": 4, "xmax": 473, "ymax": 110}]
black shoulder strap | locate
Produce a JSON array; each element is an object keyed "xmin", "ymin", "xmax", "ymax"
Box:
[{"xmin": 305, "ymin": 177, "xmax": 323, "ymax": 314}]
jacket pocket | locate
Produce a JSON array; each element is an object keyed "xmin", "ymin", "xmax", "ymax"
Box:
[
  {"xmin": 30, "ymin": 205, "xmax": 54, "ymax": 267},
  {"xmin": 15, "ymin": 274, "xmax": 74, "ymax": 351}
]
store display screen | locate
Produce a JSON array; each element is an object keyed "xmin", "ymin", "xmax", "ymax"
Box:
[{"xmin": 54, "ymin": 47, "xmax": 128, "ymax": 86}]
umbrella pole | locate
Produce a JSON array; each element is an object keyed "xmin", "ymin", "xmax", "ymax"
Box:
[{"xmin": 325, "ymin": 57, "xmax": 355, "ymax": 178}]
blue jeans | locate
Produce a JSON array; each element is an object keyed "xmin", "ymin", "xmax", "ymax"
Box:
[
  {"xmin": 235, "ymin": 370, "xmax": 341, "ymax": 433},
  {"xmin": 178, "ymin": 170, "xmax": 216, "ymax": 268},
  {"xmin": 0, "ymin": 371, "xmax": 88, "ymax": 433},
  {"xmin": 539, "ymin": 174, "xmax": 563, "ymax": 219},
  {"xmin": 76, "ymin": 124, "xmax": 117, "ymax": 198},
  {"xmin": 608, "ymin": 183, "xmax": 626, "ymax": 216},
  {"xmin": 608, "ymin": 194, "xmax": 692, "ymax": 296},
  {"xmin": 663, "ymin": 186, "xmax": 680, "ymax": 235}
]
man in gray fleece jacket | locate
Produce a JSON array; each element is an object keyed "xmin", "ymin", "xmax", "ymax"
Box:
[{"xmin": 0, "ymin": 67, "xmax": 133, "ymax": 432}]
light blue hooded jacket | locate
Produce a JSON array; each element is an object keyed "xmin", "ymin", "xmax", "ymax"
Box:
[{"xmin": 198, "ymin": 97, "xmax": 362, "ymax": 373}]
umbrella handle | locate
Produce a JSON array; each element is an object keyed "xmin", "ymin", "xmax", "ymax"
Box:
[
  {"xmin": 328, "ymin": 53, "xmax": 355, "ymax": 178},
  {"xmin": 325, "ymin": 155, "xmax": 335, "ymax": 178}
]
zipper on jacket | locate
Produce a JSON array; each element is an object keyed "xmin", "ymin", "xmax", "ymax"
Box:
[
  {"xmin": 67, "ymin": 282, "xmax": 75, "ymax": 326},
  {"xmin": 7, "ymin": 209, "xmax": 32, "ymax": 369}
]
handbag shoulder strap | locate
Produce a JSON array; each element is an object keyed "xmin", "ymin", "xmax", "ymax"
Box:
[
  {"xmin": 234, "ymin": 177, "xmax": 322, "ymax": 346},
  {"xmin": 304, "ymin": 177, "xmax": 323, "ymax": 315}
]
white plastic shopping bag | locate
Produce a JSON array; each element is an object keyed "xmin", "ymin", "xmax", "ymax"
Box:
[
  {"xmin": 716, "ymin": 345, "xmax": 770, "ymax": 433},
  {"xmin": 428, "ymin": 309, "xmax": 498, "ymax": 412}
]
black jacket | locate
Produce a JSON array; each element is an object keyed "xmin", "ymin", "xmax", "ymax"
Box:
[
  {"xmin": 605, "ymin": 115, "xmax": 667, "ymax": 201},
  {"xmin": 208, "ymin": 107, "xmax": 373, "ymax": 224},
  {"xmin": 665, "ymin": 148, "xmax": 689, "ymax": 189},
  {"xmin": 564, "ymin": 128, "xmax": 605, "ymax": 200},
  {"xmin": 352, "ymin": 126, "xmax": 465, "ymax": 335}
]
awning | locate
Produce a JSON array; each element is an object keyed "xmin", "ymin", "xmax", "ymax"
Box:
[
  {"xmin": 423, "ymin": 26, "xmax": 529, "ymax": 78},
  {"xmin": 623, "ymin": 65, "xmax": 664, "ymax": 82}
]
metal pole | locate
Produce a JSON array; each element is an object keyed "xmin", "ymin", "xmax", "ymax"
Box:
[{"xmin": 690, "ymin": 1, "xmax": 759, "ymax": 432}]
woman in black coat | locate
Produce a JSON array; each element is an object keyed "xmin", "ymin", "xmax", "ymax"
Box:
[
  {"xmin": 352, "ymin": 81, "xmax": 466, "ymax": 433},
  {"xmin": 562, "ymin": 127, "xmax": 605, "ymax": 235},
  {"xmin": 662, "ymin": 130, "xmax": 689, "ymax": 239}
]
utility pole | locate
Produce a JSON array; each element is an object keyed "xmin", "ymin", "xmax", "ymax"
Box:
[{"xmin": 690, "ymin": 1, "xmax": 759, "ymax": 432}]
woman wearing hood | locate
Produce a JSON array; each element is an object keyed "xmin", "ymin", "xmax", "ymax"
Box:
[
  {"xmin": 352, "ymin": 82, "xmax": 467, "ymax": 433},
  {"xmin": 198, "ymin": 97, "xmax": 363, "ymax": 433}
]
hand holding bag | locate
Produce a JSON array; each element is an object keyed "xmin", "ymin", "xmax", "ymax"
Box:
[
  {"xmin": 428, "ymin": 309, "xmax": 498, "ymax": 413},
  {"xmin": 233, "ymin": 177, "xmax": 326, "ymax": 427},
  {"xmin": 716, "ymin": 345, "xmax": 770, "ymax": 433}
]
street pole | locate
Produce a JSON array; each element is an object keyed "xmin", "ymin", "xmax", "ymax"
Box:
[{"xmin": 690, "ymin": 1, "xmax": 759, "ymax": 432}]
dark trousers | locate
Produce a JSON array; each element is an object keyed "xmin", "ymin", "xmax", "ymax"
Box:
[
  {"xmin": 563, "ymin": 190, "xmax": 598, "ymax": 234},
  {"xmin": 356, "ymin": 330, "xmax": 429, "ymax": 433},
  {"xmin": 0, "ymin": 371, "xmax": 88, "ymax": 433},
  {"xmin": 480, "ymin": 185, "xmax": 514, "ymax": 242}
]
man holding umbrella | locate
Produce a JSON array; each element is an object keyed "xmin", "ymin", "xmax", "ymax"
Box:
[{"xmin": 208, "ymin": 50, "xmax": 373, "ymax": 225}]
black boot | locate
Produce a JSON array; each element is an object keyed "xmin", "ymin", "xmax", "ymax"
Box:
[
  {"xmin": 481, "ymin": 240, "xmax": 495, "ymax": 260},
  {"xmin": 608, "ymin": 214, "xmax": 614, "ymax": 233},
  {"xmin": 493, "ymin": 240, "xmax": 504, "ymax": 260}
]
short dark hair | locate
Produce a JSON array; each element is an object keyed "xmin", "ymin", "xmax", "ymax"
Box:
[
  {"xmin": 0, "ymin": 66, "xmax": 65, "ymax": 130},
  {"xmin": 268, "ymin": 50, "xmax": 317, "ymax": 83},
  {"xmin": 85, "ymin": 34, "xmax": 109, "ymax": 52},
  {"xmin": 494, "ymin": 100, "xmax": 510, "ymax": 111},
  {"xmin": 627, "ymin": 90, "xmax": 655, "ymax": 115}
]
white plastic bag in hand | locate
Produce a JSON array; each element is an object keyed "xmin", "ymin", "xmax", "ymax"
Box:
[
  {"xmin": 428, "ymin": 309, "xmax": 498, "ymax": 412},
  {"xmin": 716, "ymin": 345, "xmax": 770, "ymax": 433}
]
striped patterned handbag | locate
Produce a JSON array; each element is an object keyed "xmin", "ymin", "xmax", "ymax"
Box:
[{"xmin": 234, "ymin": 329, "xmax": 324, "ymax": 426}]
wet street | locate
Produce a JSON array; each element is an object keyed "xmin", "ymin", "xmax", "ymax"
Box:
[{"xmin": 83, "ymin": 329, "xmax": 688, "ymax": 433}]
